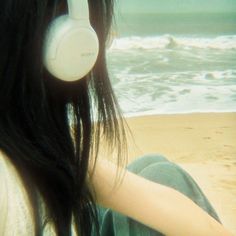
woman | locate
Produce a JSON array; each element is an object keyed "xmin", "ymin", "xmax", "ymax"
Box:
[{"xmin": 0, "ymin": 0, "xmax": 233, "ymax": 236}]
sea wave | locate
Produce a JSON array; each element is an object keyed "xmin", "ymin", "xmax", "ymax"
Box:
[{"xmin": 109, "ymin": 35, "xmax": 236, "ymax": 51}]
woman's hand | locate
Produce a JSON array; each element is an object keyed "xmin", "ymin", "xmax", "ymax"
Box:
[{"xmin": 88, "ymin": 159, "xmax": 233, "ymax": 236}]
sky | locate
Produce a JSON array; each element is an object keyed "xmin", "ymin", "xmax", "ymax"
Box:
[{"xmin": 118, "ymin": 0, "xmax": 236, "ymax": 14}]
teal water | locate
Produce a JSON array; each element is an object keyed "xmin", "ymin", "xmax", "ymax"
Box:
[{"xmin": 115, "ymin": 12, "xmax": 236, "ymax": 37}]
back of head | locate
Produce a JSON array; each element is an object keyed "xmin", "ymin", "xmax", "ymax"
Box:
[{"xmin": 0, "ymin": 1, "xmax": 125, "ymax": 236}]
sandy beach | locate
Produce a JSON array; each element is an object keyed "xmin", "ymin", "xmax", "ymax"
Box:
[{"xmin": 123, "ymin": 112, "xmax": 236, "ymax": 234}]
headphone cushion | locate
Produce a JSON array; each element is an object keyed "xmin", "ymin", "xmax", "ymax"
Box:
[{"xmin": 44, "ymin": 15, "xmax": 99, "ymax": 81}]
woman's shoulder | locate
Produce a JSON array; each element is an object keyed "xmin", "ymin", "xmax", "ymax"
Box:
[
  {"xmin": 0, "ymin": 151, "xmax": 76, "ymax": 235},
  {"xmin": 0, "ymin": 150, "xmax": 35, "ymax": 235},
  {"xmin": 0, "ymin": 151, "xmax": 8, "ymax": 235},
  {"xmin": 0, "ymin": 150, "xmax": 8, "ymax": 196}
]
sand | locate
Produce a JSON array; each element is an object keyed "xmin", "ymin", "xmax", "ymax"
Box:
[{"xmin": 124, "ymin": 112, "xmax": 236, "ymax": 234}]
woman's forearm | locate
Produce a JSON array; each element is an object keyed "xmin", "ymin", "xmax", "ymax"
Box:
[{"xmin": 88, "ymin": 159, "xmax": 233, "ymax": 236}]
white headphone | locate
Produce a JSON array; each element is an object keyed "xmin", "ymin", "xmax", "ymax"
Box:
[{"xmin": 43, "ymin": 0, "xmax": 99, "ymax": 82}]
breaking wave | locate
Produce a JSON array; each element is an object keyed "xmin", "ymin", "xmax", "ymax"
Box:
[{"xmin": 109, "ymin": 35, "xmax": 236, "ymax": 51}]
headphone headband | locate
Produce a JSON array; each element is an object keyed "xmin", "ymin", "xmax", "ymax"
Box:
[{"xmin": 67, "ymin": 0, "xmax": 89, "ymax": 20}]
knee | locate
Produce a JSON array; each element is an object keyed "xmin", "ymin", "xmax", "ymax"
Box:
[
  {"xmin": 137, "ymin": 161, "xmax": 209, "ymax": 206},
  {"xmin": 127, "ymin": 154, "xmax": 169, "ymax": 174},
  {"xmin": 138, "ymin": 162, "xmax": 188, "ymax": 189}
]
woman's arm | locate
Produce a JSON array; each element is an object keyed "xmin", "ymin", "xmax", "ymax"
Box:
[{"xmin": 88, "ymin": 159, "xmax": 233, "ymax": 236}]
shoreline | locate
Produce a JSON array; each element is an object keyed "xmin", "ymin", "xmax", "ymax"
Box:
[
  {"xmin": 123, "ymin": 110, "xmax": 236, "ymax": 119},
  {"xmin": 123, "ymin": 112, "xmax": 236, "ymax": 234}
]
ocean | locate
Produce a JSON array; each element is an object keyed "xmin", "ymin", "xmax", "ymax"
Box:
[{"xmin": 107, "ymin": 12, "xmax": 236, "ymax": 116}]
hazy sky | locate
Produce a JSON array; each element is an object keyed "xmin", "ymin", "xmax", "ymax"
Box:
[{"xmin": 118, "ymin": 0, "xmax": 236, "ymax": 14}]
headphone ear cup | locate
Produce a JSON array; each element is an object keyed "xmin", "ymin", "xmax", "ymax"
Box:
[{"xmin": 43, "ymin": 15, "xmax": 99, "ymax": 82}]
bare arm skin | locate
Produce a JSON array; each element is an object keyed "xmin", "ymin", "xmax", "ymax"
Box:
[{"xmin": 88, "ymin": 159, "xmax": 233, "ymax": 236}]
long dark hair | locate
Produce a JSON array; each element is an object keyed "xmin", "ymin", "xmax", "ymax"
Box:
[{"xmin": 0, "ymin": 0, "xmax": 126, "ymax": 235}]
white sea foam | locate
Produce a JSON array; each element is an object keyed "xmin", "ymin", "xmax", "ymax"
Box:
[
  {"xmin": 111, "ymin": 69, "xmax": 236, "ymax": 116},
  {"xmin": 109, "ymin": 35, "xmax": 236, "ymax": 51},
  {"xmin": 118, "ymin": 82, "xmax": 236, "ymax": 116}
]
